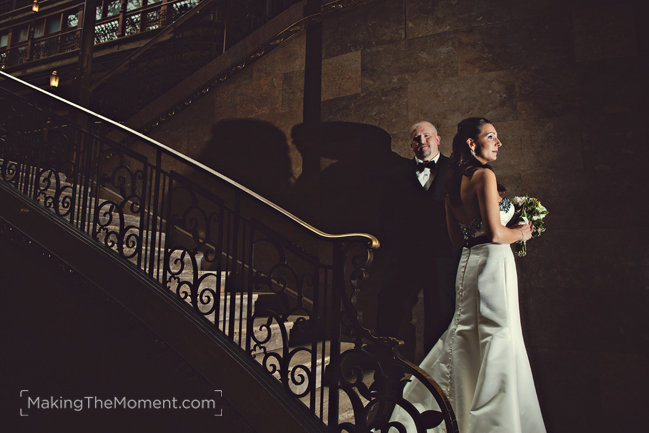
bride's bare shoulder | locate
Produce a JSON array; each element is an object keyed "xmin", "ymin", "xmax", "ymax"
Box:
[{"xmin": 469, "ymin": 167, "xmax": 496, "ymax": 183}]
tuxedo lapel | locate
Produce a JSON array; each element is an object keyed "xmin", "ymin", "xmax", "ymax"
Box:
[
  {"xmin": 429, "ymin": 155, "xmax": 449, "ymax": 198},
  {"xmin": 408, "ymin": 159, "xmax": 423, "ymax": 190},
  {"xmin": 422, "ymin": 169, "xmax": 436, "ymax": 191}
]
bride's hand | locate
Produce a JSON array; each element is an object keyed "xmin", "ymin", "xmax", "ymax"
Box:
[{"xmin": 513, "ymin": 223, "xmax": 533, "ymax": 242}]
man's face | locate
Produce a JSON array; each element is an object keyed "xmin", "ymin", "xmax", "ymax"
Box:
[{"xmin": 410, "ymin": 122, "xmax": 440, "ymax": 161}]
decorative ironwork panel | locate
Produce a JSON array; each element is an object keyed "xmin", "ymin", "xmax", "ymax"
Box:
[
  {"xmin": 32, "ymin": 38, "xmax": 60, "ymax": 61},
  {"xmin": 144, "ymin": 8, "xmax": 164, "ymax": 31},
  {"xmin": 60, "ymin": 32, "xmax": 81, "ymax": 53},
  {"xmin": 172, "ymin": 0, "xmax": 199, "ymax": 21},
  {"xmin": 125, "ymin": 14, "xmax": 142, "ymax": 36},
  {"xmin": 95, "ymin": 19, "xmax": 119, "ymax": 44}
]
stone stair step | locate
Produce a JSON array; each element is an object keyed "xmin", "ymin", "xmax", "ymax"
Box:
[
  {"xmin": 219, "ymin": 317, "xmax": 295, "ymax": 354},
  {"xmin": 171, "ymin": 291, "xmax": 257, "ymax": 322},
  {"xmin": 270, "ymin": 341, "xmax": 328, "ymax": 395},
  {"xmin": 164, "ymin": 270, "xmax": 227, "ymax": 294},
  {"xmin": 94, "ymin": 226, "xmax": 168, "ymax": 251},
  {"xmin": 201, "ymin": 292, "xmax": 258, "ymax": 321},
  {"xmin": 294, "ymin": 342, "xmax": 357, "ymax": 424}
]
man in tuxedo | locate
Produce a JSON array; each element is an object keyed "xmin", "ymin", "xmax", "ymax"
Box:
[{"xmin": 376, "ymin": 121, "xmax": 461, "ymax": 359}]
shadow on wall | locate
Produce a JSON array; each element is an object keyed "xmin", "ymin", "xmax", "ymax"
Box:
[
  {"xmin": 199, "ymin": 118, "xmax": 406, "ymax": 239},
  {"xmin": 196, "ymin": 119, "xmax": 403, "ymax": 327},
  {"xmin": 199, "ymin": 118, "xmax": 295, "ymax": 208},
  {"xmin": 292, "ymin": 121, "xmax": 406, "ymax": 236}
]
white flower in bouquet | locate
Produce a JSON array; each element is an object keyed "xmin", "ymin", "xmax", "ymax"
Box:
[{"xmin": 511, "ymin": 195, "xmax": 548, "ymax": 257}]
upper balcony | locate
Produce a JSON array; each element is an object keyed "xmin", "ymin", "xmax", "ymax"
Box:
[
  {"xmin": 0, "ymin": 0, "xmax": 205, "ymax": 71},
  {"xmin": 1, "ymin": 0, "xmax": 302, "ymax": 122},
  {"xmin": 1, "ymin": 0, "xmax": 300, "ymax": 76}
]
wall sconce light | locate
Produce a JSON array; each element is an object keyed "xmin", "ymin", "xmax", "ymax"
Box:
[
  {"xmin": 50, "ymin": 71, "xmax": 59, "ymax": 88},
  {"xmin": 32, "ymin": 0, "xmax": 39, "ymax": 12}
]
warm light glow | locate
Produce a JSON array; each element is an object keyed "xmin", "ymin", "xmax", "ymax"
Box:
[
  {"xmin": 50, "ymin": 71, "xmax": 59, "ymax": 88},
  {"xmin": 32, "ymin": 0, "xmax": 39, "ymax": 12}
]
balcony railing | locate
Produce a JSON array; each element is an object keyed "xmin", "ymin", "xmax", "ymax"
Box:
[
  {"xmin": 0, "ymin": 0, "xmax": 202, "ymax": 69},
  {"xmin": 0, "ymin": 0, "xmax": 308, "ymax": 71}
]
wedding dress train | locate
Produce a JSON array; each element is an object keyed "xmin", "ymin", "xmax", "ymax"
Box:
[{"xmin": 389, "ymin": 198, "xmax": 546, "ymax": 433}]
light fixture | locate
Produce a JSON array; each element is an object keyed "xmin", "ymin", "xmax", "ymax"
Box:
[
  {"xmin": 50, "ymin": 71, "xmax": 59, "ymax": 88},
  {"xmin": 32, "ymin": 0, "xmax": 39, "ymax": 12}
]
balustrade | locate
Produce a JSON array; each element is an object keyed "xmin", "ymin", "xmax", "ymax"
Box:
[{"xmin": 0, "ymin": 8, "xmax": 457, "ymax": 427}]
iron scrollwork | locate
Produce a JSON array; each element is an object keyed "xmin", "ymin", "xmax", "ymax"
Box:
[
  {"xmin": 1, "ymin": 69, "xmax": 458, "ymax": 430},
  {"xmin": 327, "ymin": 240, "xmax": 459, "ymax": 433}
]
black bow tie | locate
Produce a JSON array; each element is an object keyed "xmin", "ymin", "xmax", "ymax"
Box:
[{"xmin": 416, "ymin": 160, "xmax": 436, "ymax": 172}]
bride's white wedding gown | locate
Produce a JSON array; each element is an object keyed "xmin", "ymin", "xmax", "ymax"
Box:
[{"xmin": 389, "ymin": 198, "xmax": 546, "ymax": 433}]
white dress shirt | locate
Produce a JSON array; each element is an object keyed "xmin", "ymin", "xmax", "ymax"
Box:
[{"xmin": 415, "ymin": 152, "xmax": 441, "ymax": 187}]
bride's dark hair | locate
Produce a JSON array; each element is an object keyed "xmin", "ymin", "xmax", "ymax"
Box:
[{"xmin": 445, "ymin": 117, "xmax": 494, "ymax": 207}]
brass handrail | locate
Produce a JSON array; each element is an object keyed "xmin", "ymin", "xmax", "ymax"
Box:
[{"xmin": 0, "ymin": 69, "xmax": 379, "ymax": 248}]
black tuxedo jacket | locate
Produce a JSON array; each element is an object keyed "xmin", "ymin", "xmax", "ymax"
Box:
[{"xmin": 379, "ymin": 154, "xmax": 458, "ymax": 262}]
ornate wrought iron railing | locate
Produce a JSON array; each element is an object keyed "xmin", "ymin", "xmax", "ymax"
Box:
[{"xmin": 0, "ymin": 70, "xmax": 457, "ymax": 432}]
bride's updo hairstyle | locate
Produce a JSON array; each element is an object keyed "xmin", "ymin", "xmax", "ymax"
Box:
[{"xmin": 445, "ymin": 117, "xmax": 494, "ymax": 207}]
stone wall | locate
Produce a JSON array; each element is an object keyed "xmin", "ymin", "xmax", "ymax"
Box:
[{"xmin": 148, "ymin": 0, "xmax": 648, "ymax": 431}]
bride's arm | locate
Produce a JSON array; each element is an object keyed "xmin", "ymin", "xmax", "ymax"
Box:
[
  {"xmin": 445, "ymin": 199, "xmax": 466, "ymax": 248},
  {"xmin": 475, "ymin": 169, "xmax": 532, "ymax": 244}
]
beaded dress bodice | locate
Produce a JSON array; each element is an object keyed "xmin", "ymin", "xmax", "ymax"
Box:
[{"xmin": 459, "ymin": 198, "xmax": 515, "ymax": 241}]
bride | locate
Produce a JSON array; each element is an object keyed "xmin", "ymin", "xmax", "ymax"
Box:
[{"xmin": 388, "ymin": 117, "xmax": 546, "ymax": 433}]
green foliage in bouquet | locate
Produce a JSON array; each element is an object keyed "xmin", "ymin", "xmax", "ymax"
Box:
[{"xmin": 511, "ymin": 195, "xmax": 548, "ymax": 257}]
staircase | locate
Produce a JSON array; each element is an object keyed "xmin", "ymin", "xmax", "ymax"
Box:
[
  {"xmin": 0, "ymin": 151, "xmax": 362, "ymax": 422},
  {"xmin": 0, "ymin": 68, "xmax": 458, "ymax": 432}
]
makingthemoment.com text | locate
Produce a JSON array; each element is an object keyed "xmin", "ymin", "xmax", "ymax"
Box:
[{"xmin": 26, "ymin": 396, "xmax": 217, "ymax": 412}]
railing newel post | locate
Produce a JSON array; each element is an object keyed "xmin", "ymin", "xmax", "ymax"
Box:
[
  {"xmin": 327, "ymin": 240, "xmax": 344, "ymax": 429},
  {"xmin": 148, "ymin": 148, "xmax": 162, "ymax": 278}
]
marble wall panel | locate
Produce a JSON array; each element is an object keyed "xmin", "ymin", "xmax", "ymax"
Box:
[
  {"xmin": 599, "ymin": 352, "xmax": 649, "ymax": 418},
  {"xmin": 578, "ymin": 59, "xmax": 647, "ymax": 117},
  {"xmin": 517, "ymin": 222, "xmax": 646, "ymax": 314},
  {"xmin": 518, "ymin": 280, "xmax": 601, "ymax": 353},
  {"xmin": 516, "ymin": 228, "xmax": 591, "ymax": 289},
  {"xmin": 321, "ymin": 86, "xmax": 409, "ymax": 135},
  {"xmin": 405, "ymin": 0, "xmax": 512, "ymax": 39},
  {"xmin": 518, "ymin": 14, "xmax": 574, "ymax": 67},
  {"xmin": 521, "ymin": 115, "xmax": 583, "ymax": 173},
  {"xmin": 517, "ymin": 170, "xmax": 588, "ymax": 229},
  {"xmin": 516, "ymin": 64, "xmax": 584, "ymax": 120},
  {"xmin": 573, "ymin": 6, "xmax": 637, "ymax": 62},
  {"xmin": 322, "ymin": 0, "xmax": 405, "ymax": 59},
  {"xmin": 457, "ymin": 21, "xmax": 522, "ymax": 75},
  {"xmin": 281, "ymin": 70, "xmax": 305, "ymax": 113},
  {"xmin": 148, "ymin": 91, "xmax": 217, "ymax": 176},
  {"xmin": 214, "ymin": 70, "xmax": 283, "ymax": 118},
  {"xmin": 580, "ymin": 111, "xmax": 648, "ymax": 172},
  {"xmin": 252, "ymin": 32, "xmax": 306, "ymax": 80},
  {"xmin": 361, "ymin": 31, "xmax": 458, "ymax": 93},
  {"xmin": 321, "ymin": 50, "xmax": 361, "ymax": 101},
  {"xmin": 457, "ymin": 15, "xmax": 573, "ymax": 75},
  {"xmin": 527, "ymin": 349, "xmax": 601, "ymax": 433},
  {"xmin": 595, "ymin": 283, "xmax": 649, "ymax": 354},
  {"xmin": 511, "ymin": 0, "xmax": 554, "ymax": 20},
  {"xmin": 408, "ymin": 70, "xmax": 518, "ymax": 128},
  {"xmin": 581, "ymin": 170, "xmax": 644, "ymax": 229},
  {"xmin": 212, "ymin": 68, "xmax": 255, "ymax": 119},
  {"xmin": 601, "ymin": 57, "xmax": 647, "ymax": 114}
]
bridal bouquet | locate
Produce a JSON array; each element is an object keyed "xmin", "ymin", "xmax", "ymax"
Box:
[{"xmin": 511, "ymin": 195, "xmax": 548, "ymax": 257}]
